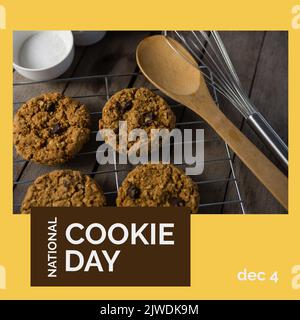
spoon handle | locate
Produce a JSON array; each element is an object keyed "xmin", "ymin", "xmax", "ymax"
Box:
[{"xmin": 191, "ymin": 98, "xmax": 288, "ymax": 209}]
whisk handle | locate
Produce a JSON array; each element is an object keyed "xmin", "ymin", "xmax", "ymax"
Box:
[
  {"xmin": 247, "ymin": 113, "xmax": 288, "ymax": 170},
  {"xmin": 187, "ymin": 92, "xmax": 288, "ymax": 209}
]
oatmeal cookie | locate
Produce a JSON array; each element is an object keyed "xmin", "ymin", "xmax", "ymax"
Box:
[
  {"xmin": 13, "ymin": 92, "xmax": 91, "ymax": 165},
  {"xmin": 116, "ymin": 163, "xmax": 199, "ymax": 213},
  {"xmin": 99, "ymin": 88, "xmax": 176, "ymax": 152},
  {"xmin": 21, "ymin": 170, "xmax": 106, "ymax": 214}
]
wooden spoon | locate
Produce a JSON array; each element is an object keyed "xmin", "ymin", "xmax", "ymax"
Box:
[{"xmin": 136, "ymin": 35, "xmax": 288, "ymax": 210}]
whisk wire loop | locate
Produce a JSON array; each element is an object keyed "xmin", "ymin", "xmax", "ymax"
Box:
[{"xmin": 163, "ymin": 31, "xmax": 288, "ymax": 169}]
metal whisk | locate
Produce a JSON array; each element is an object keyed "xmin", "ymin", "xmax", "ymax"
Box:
[{"xmin": 163, "ymin": 31, "xmax": 288, "ymax": 170}]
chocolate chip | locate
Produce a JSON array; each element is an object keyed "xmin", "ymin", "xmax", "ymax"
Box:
[
  {"xmin": 127, "ymin": 185, "xmax": 140, "ymax": 199},
  {"xmin": 115, "ymin": 102, "xmax": 121, "ymax": 111},
  {"xmin": 123, "ymin": 100, "xmax": 133, "ymax": 111},
  {"xmin": 114, "ymin": 127, "xmax": 120, "ymax": 144},
  {"xmin": 170, "ymin": 197, "xmax": 185, "ymax": 207},
  {"xmin": 51, "ymin": 124, "xmax": 64, "ymax": 135},
  {"xmin": 40, "ymin": 141, "xmax": 47, "ymax": 148},
  {"xmin": 144, "ymin": 112, "xmax": 155, "ymax": 125},
  {"xmin": 63, "ymin": 180, "xmax": 70, "ymax": 188},
  {"xmin": 45, "ymin": 102, "xmax": 56, "ymax": 113}
]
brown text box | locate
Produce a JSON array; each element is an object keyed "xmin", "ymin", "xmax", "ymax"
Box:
[{"xmin": 31, "ymin": 207, "xmax": 190, "ymax": 286}]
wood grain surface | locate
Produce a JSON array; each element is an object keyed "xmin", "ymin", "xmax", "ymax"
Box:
[{"xmin": 13, "ymin": 31, "xmax": 288, "ymax": 214}]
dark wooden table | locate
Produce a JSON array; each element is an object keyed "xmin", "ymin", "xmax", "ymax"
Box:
[{"xmin": 13, "ymin": 31, "xmax": 288, "ymax": 214}]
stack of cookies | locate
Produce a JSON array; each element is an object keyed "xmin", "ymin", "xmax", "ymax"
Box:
[{"xmin": 14, "ymin": 88, "xmax": 200, "ymax": 214}]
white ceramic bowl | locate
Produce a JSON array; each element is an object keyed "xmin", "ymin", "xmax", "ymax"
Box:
[
  {"xmin": 72, "ymin": 31, "xmax": 106, "ymax": 46},
  {"xmin": 13, "ymin": 31, "xmax": 74, "ymax": 81}
]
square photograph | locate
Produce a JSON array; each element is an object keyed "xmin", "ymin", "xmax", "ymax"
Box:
[{"xmin": 13, "ymin": 31, "xmax": 288, "ymax": 214}]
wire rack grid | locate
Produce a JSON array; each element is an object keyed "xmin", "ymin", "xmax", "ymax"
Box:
[{"xmin": 13, "ymin": 70, "xmax": 245, "ymax": 214}]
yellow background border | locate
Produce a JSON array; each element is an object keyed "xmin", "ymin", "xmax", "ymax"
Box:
[{"xmin": 0, "ymin": 0, "xmax": 299, "ymax": 299}]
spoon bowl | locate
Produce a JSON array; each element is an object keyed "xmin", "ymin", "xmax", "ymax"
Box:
[{"xmin": 137, "ymin": 35, "xmax": 200, "ymax": 95}]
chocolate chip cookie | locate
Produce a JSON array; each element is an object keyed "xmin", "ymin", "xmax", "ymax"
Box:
[
  {"xmin": 99, "ymin": 88, "xmax": 176, "ymax": 152},
  {"xmin": 21, "ymin": 170, "xmax": 106, "ymax": 214},
  {"xmin": 13, "ymin": 92, "xmax": 91, "ymax": 165},
  {"xmin": 116, "ymin": 164, "xmax": 200, "ymax": 213}
]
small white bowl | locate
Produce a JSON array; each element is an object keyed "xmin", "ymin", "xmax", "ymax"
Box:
[
  {"xmin": 72, "ymin": 31, "xmax": 106, "ymax": 46},
  {"xmin": 13, "ymin": 31, "xmax": 74, "ymax": 81}
]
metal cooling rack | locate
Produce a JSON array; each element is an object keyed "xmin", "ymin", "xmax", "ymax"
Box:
[{"xmin": 13, "ymin": 70, "xmax": 245, "ymax": 214}]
